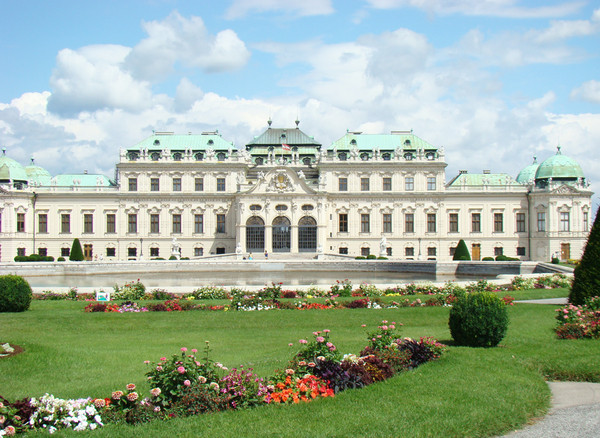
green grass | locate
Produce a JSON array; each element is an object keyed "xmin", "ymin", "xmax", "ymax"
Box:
[{"xmin": 1, "ymin": 288, "xmax": 598, "ymax": 437}]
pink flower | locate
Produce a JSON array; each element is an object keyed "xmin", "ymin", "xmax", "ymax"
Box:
[
  {"xmin": 126, "ymin": 383, "xmax": 136, "ymax": 391},
  {"xmin": 4, "ymin": 426, "xmax": 16, "ymax": 436},
  {"xmin": 285, "ymin": 369, "xmax": 295, "ymax": 375},
  {"xmin": 184, "ymin": 379, "xmax": 191, "ymax": 386},
  {"xmin": 323, "ymin": 329, "xmax": 330, "ymax": 333},
  {"xmin": 389, "ymin": 325, "xmax": 395, "ymax": 329},
  {"xmin": 192, "ymin": 349, "xmax": 198, "ymax": 353},
  {"xmin": 112, "ymin": 391, "xmax": 124, "ymax": 400},
  {"xmin": 156, "ymin": 366, "xmax": 163, "ymax": 371},
  {"xmin": 361, "ymin": 324, "xmax": 366, "ymax": 327},
  {"xmin": 181, "ymin": 347, "xmax": 188, "ymax": 352},
  {"xmin": 288, "ymin": 343, "xmax": 293, "ymax": 347},
  {"xmin": 127, "ymin": 392, "xmax": 139, "ymax": 401},
  {"xmin": 144, "ymin": 360, "xmax": 150, "ymax": 364},
  {"xmin": 299, "ymin": 339, "xmax": 308, "ymax": 344},
  {"xmin": 160, "ymin": 357, "xmax": 166, "ymax": 361},
  {"xmin": 151, "ymin": 388, "xmax": 161, "ymax": 397},
  {"xmin": 198, "ymin": 376, "xmax": 207, "ymax": 384},
  {"xmin": 308, "ymin": 362, "xmax": 316, "ymax": 367},
  {"xmin": 326, "ymin": 342, "xmax": 333, "ymax": 348},
  {"xmin": 316, "ymin": 336, "xmax": 325, "ymax": 343},
  {"xmin": 329, "ymin": 346, "xmax": 336, "ymax": 351},
  {"xmin": 298, "ymin": 360, "xmax": 307, "ymax": 366},
  {"xmin": 177, "ymin": 366, "xmax": 186, "ymax": 373}
]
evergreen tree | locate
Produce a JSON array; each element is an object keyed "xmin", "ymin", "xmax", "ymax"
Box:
[
  {"xmin": 69, "ymin": 238, "xmax": 84, "ymax": 261},
  {"xmin": 569, "ymin": 206, "xmax": 600, "ymax": 305},
  {"xmin": 453, "ymin": 239, "xmax": 471, "ymax": 261}
]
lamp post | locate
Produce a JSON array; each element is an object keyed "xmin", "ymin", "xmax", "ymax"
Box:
[{"xmin": 139, "ymin": 237, "xmax": 143, "ymax": 260}]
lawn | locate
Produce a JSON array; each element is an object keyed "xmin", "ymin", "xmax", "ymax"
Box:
[{"xmin": 1, "ymin": 289, "xmax": 598, "ymax": 437}]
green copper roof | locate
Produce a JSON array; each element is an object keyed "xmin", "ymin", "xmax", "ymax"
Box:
[
  {"xmin": 328, "ymin": 131, "xmax": 437, "ymax": 151},
  {"xmin": 448, "ymin": 172, "xmax": 519, "ymax": 187},
  {"xmin": 535, "ymin": 147, "xmax": 584, "ymax": 180},
  {"xmin": 129, "ymin": 132, "xmax": 234, "ymax": 151},
  {"xmin": 246, "ymin": 122, "xmax": 322, "ymax": 157},
  {"xmin": 25, "ymin": 159, "xmax": 52, "ymax": 185},
  {"xmin": 515, "ymin": 157, "xmax": 539, "ymax": 184},
  {"xmin": 51, "ymin": 174, "xmax": 114, "ymax": 187},
  {"xmin": 0, "ymin": 150, "xmax": 28, "ymax": 182}
]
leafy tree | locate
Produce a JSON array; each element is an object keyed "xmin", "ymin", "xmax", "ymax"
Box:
[
  {"xmin": 453, "ymin": 239, "xmax": 471, "ymax": 261},
  {"xmin": 569, "ymin": 206, "xmax": 600, "ymax": 305},
  {"xmin": 69, "ymin": 238, "xmax": 84, "ymax": 261}
]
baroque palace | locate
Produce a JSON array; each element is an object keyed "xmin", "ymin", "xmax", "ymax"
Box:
[{"xmin": 0, "ymin": 120, "xmax": 593, "ymax": 262}]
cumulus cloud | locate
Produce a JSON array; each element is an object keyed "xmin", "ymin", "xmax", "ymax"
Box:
[
  {"xmin": 365, "ymin": 0, "xmax": 584, "ymax": 18},
  {"xmin": 125, "ymin": 12, "xmax": 250, "ymax": 81},
  {"xmin": 570, "ymin": 80, "xmax": 600, "ymax": 104},
  {"xmin": 225, "ymin": 0, "xmax": 334, "ymax": 19}
]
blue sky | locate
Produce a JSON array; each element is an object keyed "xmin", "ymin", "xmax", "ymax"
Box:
[{"xmin": 1, "ymin": 0, "xmax": 599, "ymax": 204}]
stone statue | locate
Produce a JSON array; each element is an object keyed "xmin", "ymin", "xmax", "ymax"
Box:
[
  {"xmin": 236, "ymin": 242, "xmax": 242, "ymax": 255},
  {"xmin": 171, "ymin": 237, "xmax": 181, "ymax": 260},
  {"xmin": 297, "ymin": 170, "xmax": 305, "ymax": 179},
  {"xmin": 379, "ymin": 237, "xmax": 387, "ymax": 257}
]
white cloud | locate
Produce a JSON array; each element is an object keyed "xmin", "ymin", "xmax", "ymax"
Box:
[
  {"xmin": 532, "ymin": 8, "xmax": 600, "ymax": 43},
  {"xmin": 366, "ymin": 0, "xmax": 584, "ymax": 18},
  {"xmin": 225, "ymin": 0, "xmax": 334, "ymax": 19},
  {"xmin": 570, "ymin": 80, "xmax": 600, "ymax": 104}
]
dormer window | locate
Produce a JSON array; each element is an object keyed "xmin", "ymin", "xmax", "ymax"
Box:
[
  {"xmin": 127, "ymin": 151, "xmax": 139, "ymax": 161},
  {"xmin": 207, "ymin": 139, "xmax": 214, "ymax": 146},
  {"xmin": 153, "ymin": 140, "xmax": 160, "ymax": 146},
  {"xmin": 150, "ymin": 152, "xmax": 161, "ymax": 161},
  {"xmin": 382, "ymin": 153, "xmax": 391, "ymax": 160},
  {"xmin": 255, "ymin": 157, "xmax": 264, "ymax": 165},
  {"xmin": 404, "ymin": 139, "xmax": 411, "ymax": 146},
  {"xmin": 302, "ymin": 157, "xmax": 311, "ymax": 165},
  {"xmin": 217, "ymin": 152, "xmax": 226, "ymax": 161},
  {"xmin": 338, "ymin": 152, "xmax": 347, "ymax": 161},
  {"xmin": 350, "ymin": 139, "xmax": 357, "ymax": 145},
  {"xmin": 194, "ymin": 152, "xmax": 204, "ymax": 161},
  {"xmin": 426, "ymin": 152, "xmax": 435, "ymax": 160},
  {"xmin": 360, "ymin": 153, "xmax": 369, "ymax": 161},
  {"xmin": 173, "ymin": 152, "xmax": 182, "ymax": 161},
  {"xmin": 404, "ymin": 153, "xmax": 413, "ymax": 161}
]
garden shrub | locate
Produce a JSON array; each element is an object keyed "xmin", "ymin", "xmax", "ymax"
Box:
[
  {"xmin": 449, "ymin": 291, "xmax": 509, "ymax": 347},
  {"xmin": 453, "ymin": 239, "xmax": 471, "ymax": 260},
  {"xmin": 113, "ymin": 280, "xmax": 146, "ymax": 300},
  {"xmin": 57, "ymin": 257, "xmax": 65, "ymax": 262},
  {"xmin": 330, "ymin": 279, "xmax": 352, "ymax": 296},
  {"xmin": 310, "ymin": 360, "xmax": 364, "ymax": 393},
  {"xmin": 570, "ymin": 205, "xmax": 600, "ymax": 305},
  {"xmin": 0, "ymin": 275, "xmax": 33, "ymax": 312},
  {"xmin": 482, "ymin": 256, "xmax": 494, "ymax": 261},
  {"xmin": 366, "ymin": 254, "xmax": 377, "ymax": 260},
  {"xmin": 551, "ymin": 257, "xmax": 560, "ymax": 264},
  {"xmin": 69, "ymin": 238, "xmax": 84, "ymax": 261}
]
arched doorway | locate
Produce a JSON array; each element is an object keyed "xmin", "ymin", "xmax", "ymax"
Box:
[
  {"xmin": 272, "ymin": 216, "xmax": 291, "ymax": 252},
  {"xmin": 298, "ymin": 216, "xmax": 317, "ymax": 252},
  {"xmin": 246, "ymin": 217, "xmax": 265, "ymax": 252}
]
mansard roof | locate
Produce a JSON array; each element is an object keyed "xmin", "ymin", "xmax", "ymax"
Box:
[
  {"xmin": 246, "ymin": 122, "xmax": 321, "ymax": 148},
  {"xmin": 329, "ymin": 131, "xmax": 437, "ymax": 151},
  {"xmin": 129, "ymin": 131, "xmax": 234, "ymax": 151}
]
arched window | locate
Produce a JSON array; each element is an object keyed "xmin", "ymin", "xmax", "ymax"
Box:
[
  {"xmin": 194, "ymin": 152, "xmax": 204, "ymax": 161},
  {"xmin": 298, "ymin": 216, "xmax": 317, "ymax": 252},
  {"xmin": 150, "ymin": 152, "xmax": 161, "ymax": 161},
  {"xmin": 338, "ymin": 152, "xmax": 347, "ymax": 161},
  {"xmin": 302, "ymin": 157, "xmax": 312, "ymax": 165},
  {"xmin": 272, "ymin": 216, "xmax": 291, "ymax": 252},
  {"xmin": 173, "ymin": 152, "xmax": 182, "ymax": 161},
  {"xmin": 246, "ymin": 216, "xmax": 265, "ymax": 252}
]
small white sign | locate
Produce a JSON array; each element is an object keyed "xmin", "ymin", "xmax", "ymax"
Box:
[{"xmin": 96, "ymin": 291, "xmax": 110, "ymax": 301}]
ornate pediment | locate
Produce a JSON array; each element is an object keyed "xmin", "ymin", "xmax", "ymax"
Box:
[
  {"xmin": 551, "ymin": 184, "xmax": 580, "ymax": 195},
  {"xmin": 266, "ymin": 171, "xmax": 294, "ymax": 193},
  {"xmin": 245, "ymin": 167, "xmax": 317, "ymax": 195}
]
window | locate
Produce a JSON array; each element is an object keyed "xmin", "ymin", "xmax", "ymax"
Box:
[
  {"xmin": 560, "ymin": 212, "xmax": 570, "ymax": 231},
  {"xmin": 16, "ymin": 213, "xmax": 25, "ymax": 232},
  {"xmin": 301, "ymin": 205, "xmax": 314, "ymax": 211},
  {"xmin": 195, "ymin": 178, "xmax": 204, "ymax": 192},
  {"xmin": 450, "ymin": 247, "xmax": 456, "ymax": 257},
  {"xmin": 38, "ymin": 214, "xmax": 48, "ymax": 233},
  {"xmin": 386, "ymin": 247, "xmax": 392, "ymax": 257},
  {"xmin": 194, "ymin": 248, "xmax": 204, "ymax": 257},
  {"xmin": 275, "ymin": 204, "xmax": 288, "ymax": 212},
  {"xmin": 338, "ymin": 177, "xmax": 348, "ymax": 191},
  {"xmin": 106, "ymin": 214, "xmax": 116, "ymax": 234},
  {"xmin": 172, "ymin": 178, "xmax": 182, "ymax": 192},
  {"xmin": 150, "ymin": 214, "xmax": 160, "ymax": 234},
  {"xmin": 405, "ymin": 247, "xmax": 414, "ymax": 257},
  {"xmin": 106, "ymin": 248, "xmax": 116, "ymax": 257},
  {"xmin": 128, "ymin": 248, "xmax": 137, "ymax": 258},
  {"xmin": 194, "ymin": 214, "xmax": 204, "ymax": 234},
  {"xmin": 427, "ymin": 247, "xmax": 437, "ymax": 257},
  {"xmin": 172, "ymin": 214, "xmax": 182, "ymax": 234},
  {"xmin": 383, "ymin": 214, "xmax": 392, "ymax": 233},
  {"xmin": 472, "ymin": 213, "xmax": 481, "ymax": 232},
  {"xmin": 383, "ymin": 177, "xmax": 392, "ymax": 191},
  {"xmin": 427, "ymin": 213, "xmax": 436, "ymax": 233},
  {"xmin": 517, "ymin": 247, "xmax": 526, "ymax": 256},
  {"xmin": 405, "ymin": 213, "xmax": 414, "ymax": 233},
  {"xmin": 339, "ymin": 247, "xmax": 348, "ymax": 255},
  {"xmin": 150, "ymin": 247, "xmax": 159, "ymax": 257},
  {"xmin": 494, "ymin": 213, "xmax": 504, "ymax": 233},
  {"xmin": 60, "ymin": 247, "xmax": 69, "ymax": 257},
  {"xmin": 427, "ymin": 177, "xmax": 436, "ymax": 191},
  {"xmin": 339, "ymin": 213, "xmax": 348, "ymax": 232},
  {"xmin": 84, "ymin": 214, "xmax": 93, "ymax": 233},
  {"xmin": 217, "ymin": 178, "xmax": 226, "ymax": 192},
  {"xmin": 61, "ymin": 214, "xmax": 70, "ymax": 233},
  {"xmin": 128, "ymin": 177, "xmax": 137, "ymax": 191},
  {"xmin": 360, "ymin": 214, "xmax": 370, "ymax": 233},
  {"xmin": 361, "ymin": 177, "xmax": 370, "ymax": 191},
  {"xmin": 537, "ymin": 212, "xmax": 546, "ymax": 232},
  {"xmin": 516, "ymin": 213, "xmax": 526, "ymax": 233},
  {"xmin": 17, "ymin": 247, "xmax": 26, "ymax": 257},
  {"xmin": 449, "ymin": 213, "xmax": 458, "ymax": 233},
  {"xmin": 38, "ymin": 248, "xmax": 47, "ymax": 256},
  {"xmin": 584, "ymin": 211, "xmax": 589, "ymax": 231},
  {"xmin": 361, "ymin": 247, "xmax": 370, "ymax": 257},
  {"xmin": 494, "ymin": 247, "xmax": 503, "ymax": 256},
  {"xmin": 151, "ymin": 178, "xmax": 159, "ymax": 191},
  {"xmin": 405, "ymin": 177, "xmax": 414, "ymax": 191},
  {"xmin": 128, "ymin": 214, "xmax": 137, "ymax": 233},
  {"xmin": 216, "ymin": 214, "xmax": 226, "ymax": 234}
]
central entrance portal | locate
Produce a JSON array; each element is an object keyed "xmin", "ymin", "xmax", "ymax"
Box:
[{"xmin": 272, "ymin": 216, "xmax": 291, "ymax": 252}]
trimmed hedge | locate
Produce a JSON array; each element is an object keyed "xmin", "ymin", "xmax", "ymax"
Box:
[
  {"xmin": 453, "ymin": 239, "xmax": 471, "ymax": 261},
  {"xmin": 69, "ymin": 238, "xmax": 84, "ymax": 261},
  {"xmin": 570, "ymin": 205, "xmax": 600, "ymax": 305},
  {"xmin": 0, "ymin": 275, "xmax": 33, "ymax": 312}
]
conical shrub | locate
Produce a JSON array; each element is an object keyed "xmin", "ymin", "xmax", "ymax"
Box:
[
  {"xmin": 453, "ymin": 239, "xmax": 471, "ymax": 261},
  {"xmin": 69, "ymin": 238, "xmax": 84, "ymax": 261},
  {"xmin": 569, "ymin": 206, "xmax": 600, "ymax": 305}
]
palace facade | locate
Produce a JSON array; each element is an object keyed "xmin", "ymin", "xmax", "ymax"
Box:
[{"xmin": 0, "ymin": 121, "xmax": 593, "ymax": 262}]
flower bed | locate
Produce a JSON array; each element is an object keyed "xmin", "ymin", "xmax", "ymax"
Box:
[
  {"xmin": 0, "ymin": 322, "xmax": 445, "ymax": 435},
  {"xmin": 555, "ymin": 296, "xmax": 600, "ymax": 339}
]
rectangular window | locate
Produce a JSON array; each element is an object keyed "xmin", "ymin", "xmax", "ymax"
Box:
[
  {"xmin": 195, "ymin": 177, "xmax": 204, "ymax": 192},
  {"xmin": 494, "ymin": 213, "xmax": 504, "ymax": 233},
  {"xmin": 83, "ymin": 214, "xmax": 93, "ymax": 233},
  {"xmin": 537, "ymin": 212, "xmax": 546, "ymax": 232},
  {"xmin": 194, "ymin": 248, "xmax": 204, "ymax": 257},
  {"xmin": 38, "ymin": 214, "xmax": 48, "ymax": 233},
  {"xmin": 427, "ymin": 213, "xmax": 436, "ymax": 233},
  {"xmin": 106, "ymin": 247, "xmax": 116, "ymax": 257},
  {"xmin": 584, "ymin": 212, "xmax": 589, "ymax": 231},
  {"xmin": 405, "ymin": 177, "xmax": 414, "ymax": 191},
  {"xmin": 405, "ymin": 247, "xmax": 414, "ymax": 257},
  {"xmin": 38, "ymin": 248, "xmax": 47, "ymax": 256},
  {"xmin": 560, "ymin": 212, "xmax": 570, "ymax": 231},
  {"xmin": 383, "ymin": 177, "xmax": 392, "ymax": 191},
  {"xmin": 194, "ymin": 214, "xmax": 204, "ymax": 234},
  {"xmin": 361, "ymin": 247, "xmax": 370, "ymax": 257},
  {"xmin": 383, "ymin": 213, "xmax": 392, "ymax": 233},
  {"xmin": 361, "ymin": 177, "xmax": 370, "ymax": 191},
  {"xmin": 217, "ymin": 178, "xmax": 226, "ymax": 192},
  {"xmin": 172, "ymin": 177, "xmax": 182, "ymax": 192},
  {"xmin": 150, "ymin": 247, "xmax": 159, "ymax": 258},
  {"xmin": 427, "ymin": 247, "xmax": 437, "ymax": 257},
  {"xmin": 516, "ymin": 213, "xmax": 526, "ymax": 233},
  {"xmin": 172, "ymin": 214, "xmax": 182, "ymax": 234},
  {"xmin": 339, "ymin": 213, "xmax": 348, "ymax": 232},
  {"xmin": 450, "ymin": 247, "xmax": 456, "ymax": 257},
  {"xmin": 128, "ymin": 177, "xmax": 137, "ymax": 191},
  {"xmin": 360, "ymin": 213, "xmax": 370, "ymax": 233},
  {"xmin": 61, "ymin": 214, "xmax": 70, "ymax": 233},
  {"xmin": 61, "ymin": 248, "xmax": 70, "ymax": 257},
  {"xmin": 338, "ymin": 177, "xmax": 348, "ymax": 191},
  {"xmin": 494, "ymin": 247, "xmax": 503, "ymax": 256},
  {"xmin": 16, "ymin": 213, "xmax": 25, "ymax": 233},
  {"xmin": 338, "ymin": 247, "xmax": 348, "ymax": 255},
  {"xmin": 150, "ymin": 214, "xmax": 160, "ymax": 234},
  {"xmin": 427, "ymin": 177, "xmax": 436, "ymax": 191},
  {"xmin": 151, "ymin": 178, "xmax": 160, "ymax": 192},
  {"xmin": 216, "ymin": 214, "xmax": 226, "ymax": 234},
  {"xmin": 106, "ymin": 214, "xmax": 116, "ymax": 234},
  {"xmin": 449, "ymin": 213, "xmax": 458, "ymax": 233},
  {"xmin": 128, "ymin": 213, "xmax": 137, "ymax": 233},
  {"xmin": 405, "ymin": 213, "xmax": 414, "ymax": 233},
  {"xmin": 386, "ymin": 247, "xmax": 392, "ymax": 257},
  {"xmin": 17, "ymin": 247, "xmax": 26, "ymax": 257},
  {"xmin": 472, "ymin": 213, "xmax": 481, "ymax": 233},
  {"xmin": 128, "ymin": 248, "xmax": 137, "ymax": 258},
  {"xmin": 516, "ymin": 247, "xmax": 526, "ymax": 256}
]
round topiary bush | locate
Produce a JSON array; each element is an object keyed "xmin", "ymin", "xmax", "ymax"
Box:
[
  {"xmin": 0, "ymin": 275, "xmax": 33, "ymax": 312},
  {"xmin": 448, "ymin": 291, "xmax": 508, "ymax": 347}
]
